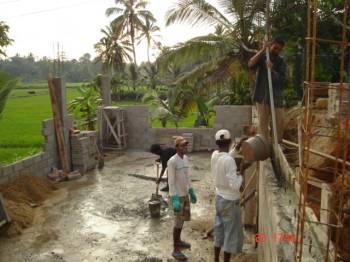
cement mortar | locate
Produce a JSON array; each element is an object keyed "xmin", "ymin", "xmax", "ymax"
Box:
[{"xmin": 0, "ymin": 152, "xmax": 257, "ymax": 261}]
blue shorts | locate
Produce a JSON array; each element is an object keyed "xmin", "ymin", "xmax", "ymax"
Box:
[{"xmin": 214, "ymin": 195, "xmax": 243, "ymax": 254}]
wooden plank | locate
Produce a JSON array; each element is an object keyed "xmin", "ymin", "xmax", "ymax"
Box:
[
  {"xmin": 241, "ymin": 170, "xmax": 256, "ymax": 198},
  {"xmin": 283, "ymin": 139, "xmax": 350, "ymax": 167},
  {"xmin": 48, "ymin": 77, "xmax": 69, "ymax": 174},
  {"xmin": 103, "ymin": 110, "xmax": 122, "ymax": 145}
]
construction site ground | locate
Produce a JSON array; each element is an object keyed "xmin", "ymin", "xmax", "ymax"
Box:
[{"xmin": 0, "ymin": 151, "xmax": 257, "ymax": 262}]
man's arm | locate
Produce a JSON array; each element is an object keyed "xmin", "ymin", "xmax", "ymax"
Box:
[
  {"xmin": 159, "ymin": 158, "xmax": 167, "ymax": 178},
  {"xmin": 225, "ymin": 158, "xmax": 243, "ymax": 191},
  {"xmin": 167, "ymin": 159, "xmax": 176, "ymax": 196},
  {"xmin": 248, "ymin": 42, "xmax": 270, "ymax": 69}
]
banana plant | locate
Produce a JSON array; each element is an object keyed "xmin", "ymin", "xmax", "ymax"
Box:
[{"xmin": 68, "ymin": 83, "xmax": 102, "ymax": 130}]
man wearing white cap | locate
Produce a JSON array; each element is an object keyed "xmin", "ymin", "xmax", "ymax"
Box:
[
  {"xmin": 168, "ymin": 136, "xmax": 197, "ymax": 261},
  {"xmin": 211, "ymin": 129, "xmax": 243, "ymax": 262}
]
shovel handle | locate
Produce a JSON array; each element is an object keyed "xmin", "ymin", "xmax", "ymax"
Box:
[{"xmin": 155, "ymin": 162, "xmax": 160, "ymax": 195}]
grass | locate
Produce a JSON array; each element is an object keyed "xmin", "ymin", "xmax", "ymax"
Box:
[
  {"xmin": 0, "ymin": 87, "xmax": 80, "ymax": 165},
  {"xmin": 0, "ymin": 85, "xmax": 214, "ymax": 164}
]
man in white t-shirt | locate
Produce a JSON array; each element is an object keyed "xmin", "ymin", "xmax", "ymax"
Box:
[
  {"xmin": 211, "ymin": 130, "xmax": 243, "ymax": 262},
  {"xmin": 168, "ymin": 136, "xmax": 197, "ymax": 261}
]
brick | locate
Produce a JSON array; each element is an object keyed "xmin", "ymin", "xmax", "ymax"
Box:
[
  {"xmin": 23, "ymin": 157, "xmax": 34, "ymax": 168},
  {"xmin": 1, "ymin": 165, "xmax": 14, "ymax": 176},
  {"xmin": 13, "ymin": 161, "xmax": 24, "ymax": 172},
  {"xmin": 42, "ymin": 119, "xmax": 54, "ymax": 129}
]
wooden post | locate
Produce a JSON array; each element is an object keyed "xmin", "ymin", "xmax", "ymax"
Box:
[
  {"xmin": 48, "ymin": 77, "xmax": 70, "ymax": 175},
  {"xmin": 320, "ymin": 183, "xmax": 332, "ymax": 247}
]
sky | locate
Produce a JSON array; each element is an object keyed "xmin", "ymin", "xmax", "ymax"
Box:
[{"xmin": 1, "ymin": 0, "xmax": 218, "ymax": 63}]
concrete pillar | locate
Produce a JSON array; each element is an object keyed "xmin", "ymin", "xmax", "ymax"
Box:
[
  {"xmin": 51, "ymin": 77, "xmax": 71, "ymax": 171},
  {"xmin": 101, "ymin": 75, "xmax": 112, "ymax": 106}
]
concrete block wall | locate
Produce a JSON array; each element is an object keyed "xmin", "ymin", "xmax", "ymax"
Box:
[
  {"xmin": 71, "ymin": 131, "xmax": 98, "ymax": 174},
  {"xmin": 149, "ymin": 128, "xmax": 215, "ymax": 151},
  {"xmin": 257, "ymin": 160, "xmax": 296, "ymax": 262},
  {"xmin": 123, "ymin": 106, "xmax": 152, "ymax": 150},
  {"xmin": 0, "ymin": 117, "xmax": 74, "ymax": 185},
  {"xmin": 214, "ymin": 105, "xmax": 252, "ymax": 138},
  {"xmin": 122, "ymin": 105, "xmax": 252, "ymax": 150}
]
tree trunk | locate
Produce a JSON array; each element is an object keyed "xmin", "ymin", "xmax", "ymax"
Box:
[
  {"xmin": 147, "ymin": 39, "xmax": 150, "ymax": 62},
  {"xmin": 130, "ymin": 20, "xmax": 137, "ymax": 64}
]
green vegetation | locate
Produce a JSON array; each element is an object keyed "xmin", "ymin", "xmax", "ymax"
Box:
[
  {"xmin": 0, "ymin": 85, "xmax": 203, "ymax": 164},
  {"xmin": 0, "ymin": 21, "xmax": 13, "ymax": 57},
  {"xmin": 0, "ymin": 88, "xmax": 79, "ymax": 164}
]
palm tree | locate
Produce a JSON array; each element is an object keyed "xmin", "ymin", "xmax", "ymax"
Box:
[
  {"xmin": 160, "ymin": 0, "xmax": 266, "ymax": 84},
  {"xmin": 105, "ymin": 0, "xmax": 156, "ymax": 65},
  {"xmin": 94, "ymin": 25, "xmax": 132, "ymax": 74},
  {"xmin": 138, "ymin": 17, "xmax": 160, "ymax": 62},
  {"xmin": 140, "ymin": 62, "xmax": 159, "ymax": 89},
  {"xmin": 142, "ymin": 87, "xmax": 183, "ymax": 127}
]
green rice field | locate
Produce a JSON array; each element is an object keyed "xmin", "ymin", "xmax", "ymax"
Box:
[{"xmin": 0, "ymin": 84, "xmax": 214, "ymax": 164}]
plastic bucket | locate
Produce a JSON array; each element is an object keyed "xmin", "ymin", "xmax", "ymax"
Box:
[
  {"xmin": 241, "ymin": 134, "xmax": 270, "ymax": 162},
  {"xmin": 148, "ymin": 200, "xmax": 161, "ymax": 218}
]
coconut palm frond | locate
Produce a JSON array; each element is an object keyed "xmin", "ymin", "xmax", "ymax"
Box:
[
  {"xmin": 158, "ymin": 34, "xmax": 232, "ymax": 70},
  {"xmin": 165, "ymin": 0, "xmax": 231, "ymax": 29},
  {"xmin": 105, "ymin": 7, "xmax": 124, "ymax": 17}
]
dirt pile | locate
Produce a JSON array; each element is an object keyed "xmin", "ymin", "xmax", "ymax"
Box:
[{"xmin": 0, "ymin": 175, "xmax": 58, "ymax": 236}]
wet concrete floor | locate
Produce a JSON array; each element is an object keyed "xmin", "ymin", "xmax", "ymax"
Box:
[{"xmin": 0, "ymin": 151, "xmax": 257, "ymax": 261}]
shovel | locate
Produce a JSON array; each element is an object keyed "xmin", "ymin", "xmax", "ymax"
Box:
[
  {"xmin": 149, "ymin": 163, "xmax": 162, "ymax": 218},
  {"xmin": 151, "ymin": 162, "xmax": 162, "ymax": 201}
]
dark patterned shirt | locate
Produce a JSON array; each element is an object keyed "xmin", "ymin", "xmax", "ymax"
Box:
[{"xmin": 250, "ymin": 54, "xmax": 286, "ymax": 108}]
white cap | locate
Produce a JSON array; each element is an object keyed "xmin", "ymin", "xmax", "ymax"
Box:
[{"xmin": 215, "ymin": 129, "xmax": 231, "ymax": 141}]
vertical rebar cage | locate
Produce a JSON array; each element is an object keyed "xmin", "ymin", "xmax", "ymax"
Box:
[{"xmin": 295, "ymin": 0, "xmax": 350, "ymax": 261}]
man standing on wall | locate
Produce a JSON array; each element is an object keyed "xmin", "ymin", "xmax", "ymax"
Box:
[
  {"xmin": 168, "ymin": 137, "xmax": 197, "ymax": 261},
  {"xmin": 150, "ymin": 144, "xmax": 176, "ymax": 192},
  {"xmin": 248, "ymin": 37, "xmax": 287, "ymax": 143},
  {"xmin": 211, "ymin": 129, "xmax": 243, "ymax": 262}
]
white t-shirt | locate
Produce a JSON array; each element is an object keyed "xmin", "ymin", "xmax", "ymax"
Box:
[
  {"xmin": 168, "ymin": 154, "xmax": 191, "ymax": 197},
  {"xmin": 211, "ymin": 150, "xmax": 242, "ymax": 201}
]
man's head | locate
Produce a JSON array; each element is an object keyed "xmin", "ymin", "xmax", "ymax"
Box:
[
  {"xmin": 215, "ymin": 129, "xmax": 232, "ymax": 151},
  {"xmin": 174, "ymin": 136, "xmax": 188, "ymax": 155},
  {"xmin": 150, "ymin": 144, "xmax": 162, "ymax": 155},
  {"xmin": 270, "ymin": 37, "xmax": 285, "ymax": 56}
]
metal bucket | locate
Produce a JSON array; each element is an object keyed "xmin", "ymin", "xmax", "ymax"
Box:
[
  {"xmin": 148, "ymin": 199, "xmax": 161, "ymax": 218},
  {"xmin": 241, "ymin": 135, "xmax": 270, "ymax": 162}
]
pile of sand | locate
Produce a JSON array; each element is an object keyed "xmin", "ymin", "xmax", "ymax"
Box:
[{"xmin": 0, "ymin": 175, "xmax": 57, "ymax": 237}]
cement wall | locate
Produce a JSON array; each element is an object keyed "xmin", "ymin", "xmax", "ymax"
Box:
[
  {"xmin": 257, "ymin": 160, "xmax": 295, "ymax": 262},
  {"xmin": 0, "ymin": 117, "xmax": 74, "ymax": 185},
  {"xmin": 71, "ymin": 131, "xmax": 98, "ymax": 174},
  {"xmin": 122, "ymin": 105, "xmax": 252, "ymax": 150}
]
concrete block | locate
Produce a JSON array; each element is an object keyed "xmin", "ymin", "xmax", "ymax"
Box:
[
  {"xmin": 22, "ymin": 157, "xmax": 34, "ymax": 168},
  {"xmin": 32, "ymin": 154, "xmax": 43, "ymax": 163},
  {"xmin": 42, "ymin": 119, "xmax": 54, "ymax": 129},
  {"xmin": 41, "ymin": 152, "xmax": 50, "ymax": 161},
  {"xmin": 13, "ymin": 161, "xmax": 24, "ymax": 172}
]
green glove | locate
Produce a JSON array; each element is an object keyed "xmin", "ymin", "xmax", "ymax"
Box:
[
  {"xmin": 172, "ymin": 195, "xmax": 181, "ymax": 212},
  {"xmin": 188, "ymin": 188, "xmax": 197, "ymax": 204}
]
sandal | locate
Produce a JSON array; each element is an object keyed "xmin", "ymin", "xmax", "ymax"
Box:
[
  {"xmin": 178, "ymin": 240, "xmax": 191, "ymax": 249},
  {"xmin": 172, "ymin": 250, "xmax": 188, "ymax": 261}
]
